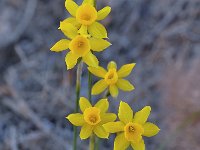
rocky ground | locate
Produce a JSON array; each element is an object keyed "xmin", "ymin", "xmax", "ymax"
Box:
[{"xmin": 0, "ymin": 0, "xmax": 200, "ymax": 149}]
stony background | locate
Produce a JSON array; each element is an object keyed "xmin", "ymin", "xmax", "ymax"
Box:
[{"xmin": 0, "ymin": 0, "xmax": 200, "ymax": 149}]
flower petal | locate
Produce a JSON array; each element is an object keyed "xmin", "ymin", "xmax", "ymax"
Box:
[
  {"xmin": 65, "ymin": 0, "xmax": 78, "ymax": 17},
  {"xmin": 82, "ymin": 51, "xmax": 99, "ymax": 67},
  {"xmin": 94, "ymin": 99, "xmax": 109, "ymax": 113},
  {"xmin": 118, "ymin": 101, "xmax": 133, "ymax": 124},
  {"xmin": 114, "ymin": 133, "xmax": 130, "ymax": 150},
  {"xmin": 103, "ymin": 121, "xmax": 124, "ymax": 133},
  {"xmin": 88, "ymin": 66, "xmax": 107, "ymax": 78},
  {"xmin": 82, "ymin": 0, "xmax": 94, "ymax": 5},
  {"xmin": 117, "ymin": 63, "xmax": 136, "ymax": 78},
  {"xmin": 66, "ymin": 113, "xmax": 84, "ymax": 126},
  {"xmin": 133, "ymin": 106, "xmax": 151, "ymax": 125},
  {"xmin": 78, "ymin": 25, "xmax": 90, "ymax": 37},
  {"xmin": 100, "ymin": 113, "xmax": 117, "ymax": 124},
  {"xmin": 97, "ymin": 6, "xmax": 111, "ymax": 20},
  {"xmin": 94, "ymin": 125, "xmax": 109, "ymax": 139},
  {"xmin": 79, "ymin": 97, "xmax": 92, "ymax": 112},
  {"xmin": 131, "ymin": 139, "xmax": 145, "ymax": 150},
  {"xmin": 92, "ymin": 79, "xmax": 108, "ymax": 95},
  {"xmin": 60, "ymin": 22, "xmax": 78, "ymax": 39},
  {"xmin": 65, "ymin": 51, "xmax": 79, "ymax": 70},
  {"xmin": 88, "ymin": 22, "xmax": 108, "ymax": 38},
  {"xmin": 60, "ymin": 17, "xmax": 81, "ymax": 29},
  {"xmin": 80, "ymin": 124, "xmax": 93, "ymax": 139},
  {"xmin": 107, "ymin": 61, "xmax": 117, "ymax": 70},
  {"xmin": 109, "ymin": 85, "xmax": 118, "ymax": 97},
  {"xmin": 116, "ymin": 79, "xmax": 135, "ymax": 91},
  {"xmin": 50, "ymin": 39, "xmax": 70, "ymax": 52},
  {"xmin": 89, "ymin": 38, "xmax": 111, "ymax": 52},
  {"xmin": 143, "ymin": 122, "xmax": 160, "ymax": 137}
]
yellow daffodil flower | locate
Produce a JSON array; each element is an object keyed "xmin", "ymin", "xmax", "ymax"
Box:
[
  {"xmin": 64, "ymin": 0, "xmax": 111, "ymax": 38},
  {"xmin": 66, "ymin": 97, "xmax": 117, "ymax": 139},
  {"xmin": 103, "ymin": 101, "xmax": 160, "ymax": 150},
  {"xmin": 88, "ymin": 61, "xmax": 135, "ymax": 97},
  {"xmin": 50, "ymin": 23, "xmax": 111, "ymax": 69}
]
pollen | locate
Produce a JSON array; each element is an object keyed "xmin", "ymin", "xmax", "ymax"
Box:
[
  {"xmin": 76, "ymin": 4, "xmax": 97, "ymax": 25},
  {"xmin": 84, "ymin": 107, "xmax": 101, "ymax": 126},
  {"xmin": 69, "ymin": 35, "xmax": 90, "ymax": 56},
  {"xmin": 128, "ymin": 126, "xmax": 135, "ymax": 132}
]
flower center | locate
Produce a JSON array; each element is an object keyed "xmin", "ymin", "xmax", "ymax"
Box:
[
  {"xmin": 105, "ymin": 69, "xmax": 118, "ymax": 85},
  {"xmin": 69, "ymin": 35, "xmax": 90, "ymax": 56},
  {"xmin": 128, "ymin": 126, "xmax": 135, "ymax": 132},
  {"xmin": 76, "ymin": 4, "xmax": 97, "ymax": 25},
  {"xmin": 84, "ymin": 107, "xmax": 101, "ymax": 126},
  {"xmin": 124, "ymin": 122, "xmax": 144, "ymax": 142}
]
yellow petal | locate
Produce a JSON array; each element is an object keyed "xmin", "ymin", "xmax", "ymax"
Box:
[
  {"xmin": 78, "ymin": 25, "xmax": 89, "ymax": 37},
  {"xmin": 116, "ymin": 79, "xmax": 135, "ymax": 91},
  {"xmin": 88, "ymin": 66, "xmax": 107, "ymax": 78},
  {"xmin": 66, "ymin": 113, "xmax": 84, "ymax": 126},
  {"xmin": 94, "ymin": 99, "xmax": 109, "ymax": 113},
  {"xmin": 107, "ymin": 61, "xmax": 117, "ymax": 70},
  {"xmin": 114, "ymin": 133, "xmax": 130, "ymax": 150},
  {"xmin": 88, "ymin": 22, "xmax": 108, "ymax": 38},
  {"xmin": 117, "ymin": 63, "xmax": 136, "ymax": 78},
  {"xmin": 109, "ymin": 85, "xmax": 118, "ymax": 97},
  {"xmin": 60, "ymin": 22, "xmax": 78, "ymax": 39},
  {"xmin": 97, "ymin": 6, "xmax": 111, "ymax": 20},
  {"xmin": 133, "ymin": 106, "xmax": 151, "ymax": 125},
  {"xmin": 131, "ymin": 139, "xmax": 145, "ymax": 150},
  {"xmin": 82, "ymin": 0, "xmax": 94, "ymax": 5},
  {"xmin": 65, "ymin": 51, "xmax": 79, "ymax": 70},
  {"xmin": 60, "ymin": 17, "xmax": 81, "ymax": 29},
  {"xmin": 80, "ymin": 124, "xmax": 93, "ymax": 139},
  {"xmin": 103, "ymin": 121, "xmax": 124, "ymax": 133},
  {"xmin": 100, "ymin": 113, "xmax": 117, "ymax": 124},
  {"xmin": 89, "ymin": 38, "xmax": 111, "ymax": 52},
  {"xmin": 82, "ymin": 51, "xmax": 99, "ymax": 67},
  {"xmin": 118, "ymin": 101, "xmax": 133, "ymax": 124},
  {"xmin": 92, "ymin": 79, "xmax": 108, "ymax": 95},
  {"xmin": 143, "ymin": 122, "xmax": 160, "ymax": 137},
  {"xmin": 94, "ymin": 125, "xmax": 109, "ymax": 139},
  {"xmin": 65, "ymin": 0, "xmax": 78, "ymax": 17},
  {"xmin": 79, "ymin": 97, "xmax": 92, "ymax": 112},
  {"xmin": 50, "ymin": 39, "xmax": 70, "ymax": 52}
]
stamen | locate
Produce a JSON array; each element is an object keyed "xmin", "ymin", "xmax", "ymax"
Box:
[
  {"xmin": 77, "ymin": 41, "xmax": 84, "ymax": 47},
  {"xmin": 108, "ymin": 73, "xmax": 114, "ymax": 79},
  {"xmin": 89, "ymin": 116, "xmax": 97, "ymax": 123},
  {"xmin": 129, "ymin": 126, "xmax": 135, "ymax": 132},
  {"xmin": 82, "ymin": 14, "xmax": 91, "ymax": 21}
]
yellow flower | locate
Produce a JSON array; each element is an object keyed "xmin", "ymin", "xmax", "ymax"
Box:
[
  {"xmin": 50, "ymin": 23, "xmax": 111, "ymax": 69},
  {"xmin": 66, "ymin": 97, "xmax": 117, "ymax": 139},
  {"xmin": 88, "ymin": 61, "xmax": 135, "ymax": 97},
  {"xmin": 64, "ymin": 0, "xmax": 111, "ymax": 38},
  {"xmin": 103, "ymin": 101, "xmax": 160, "ymax": 150}
]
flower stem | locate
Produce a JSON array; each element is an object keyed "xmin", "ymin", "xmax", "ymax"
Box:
[
  {"xmin": 73, "ymin": 60, "xmax": 83, "ymax": 150},
  {"xmin": 103, "ymin": 89, "xmax": 110, "ymax": 98},
  {"xmin": 89, "ymin": 134, "xmax": 95, "ymax": 150},
  {"xmin": 88, "ymin": 71, "xmax": 92, "ymax": 103}
]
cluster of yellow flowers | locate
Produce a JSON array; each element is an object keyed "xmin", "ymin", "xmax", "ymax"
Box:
[{"xmin": 50, "ymin": 0, "xmax": 160, "ymax": 150}]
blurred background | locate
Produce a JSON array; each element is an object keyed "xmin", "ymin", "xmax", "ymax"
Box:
[{"xmin": 0, "ymin": 0, "xmax": 200, "ymax": 149}]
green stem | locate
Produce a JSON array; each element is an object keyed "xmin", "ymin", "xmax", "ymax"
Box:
[
  {"xmin": 89, "ymin": 134, "xmax": 95, "ymax": 150},
  {"xmin": 88, "ymin": 71, "xmax": 92, "ymax": 103},
  {"xmin": 73, "ymin": 61, "xmax": 83, "ymax": 150},
  {"xmin": 103, "ymin": 89, "xmax": 110, "ymax": 98}
]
